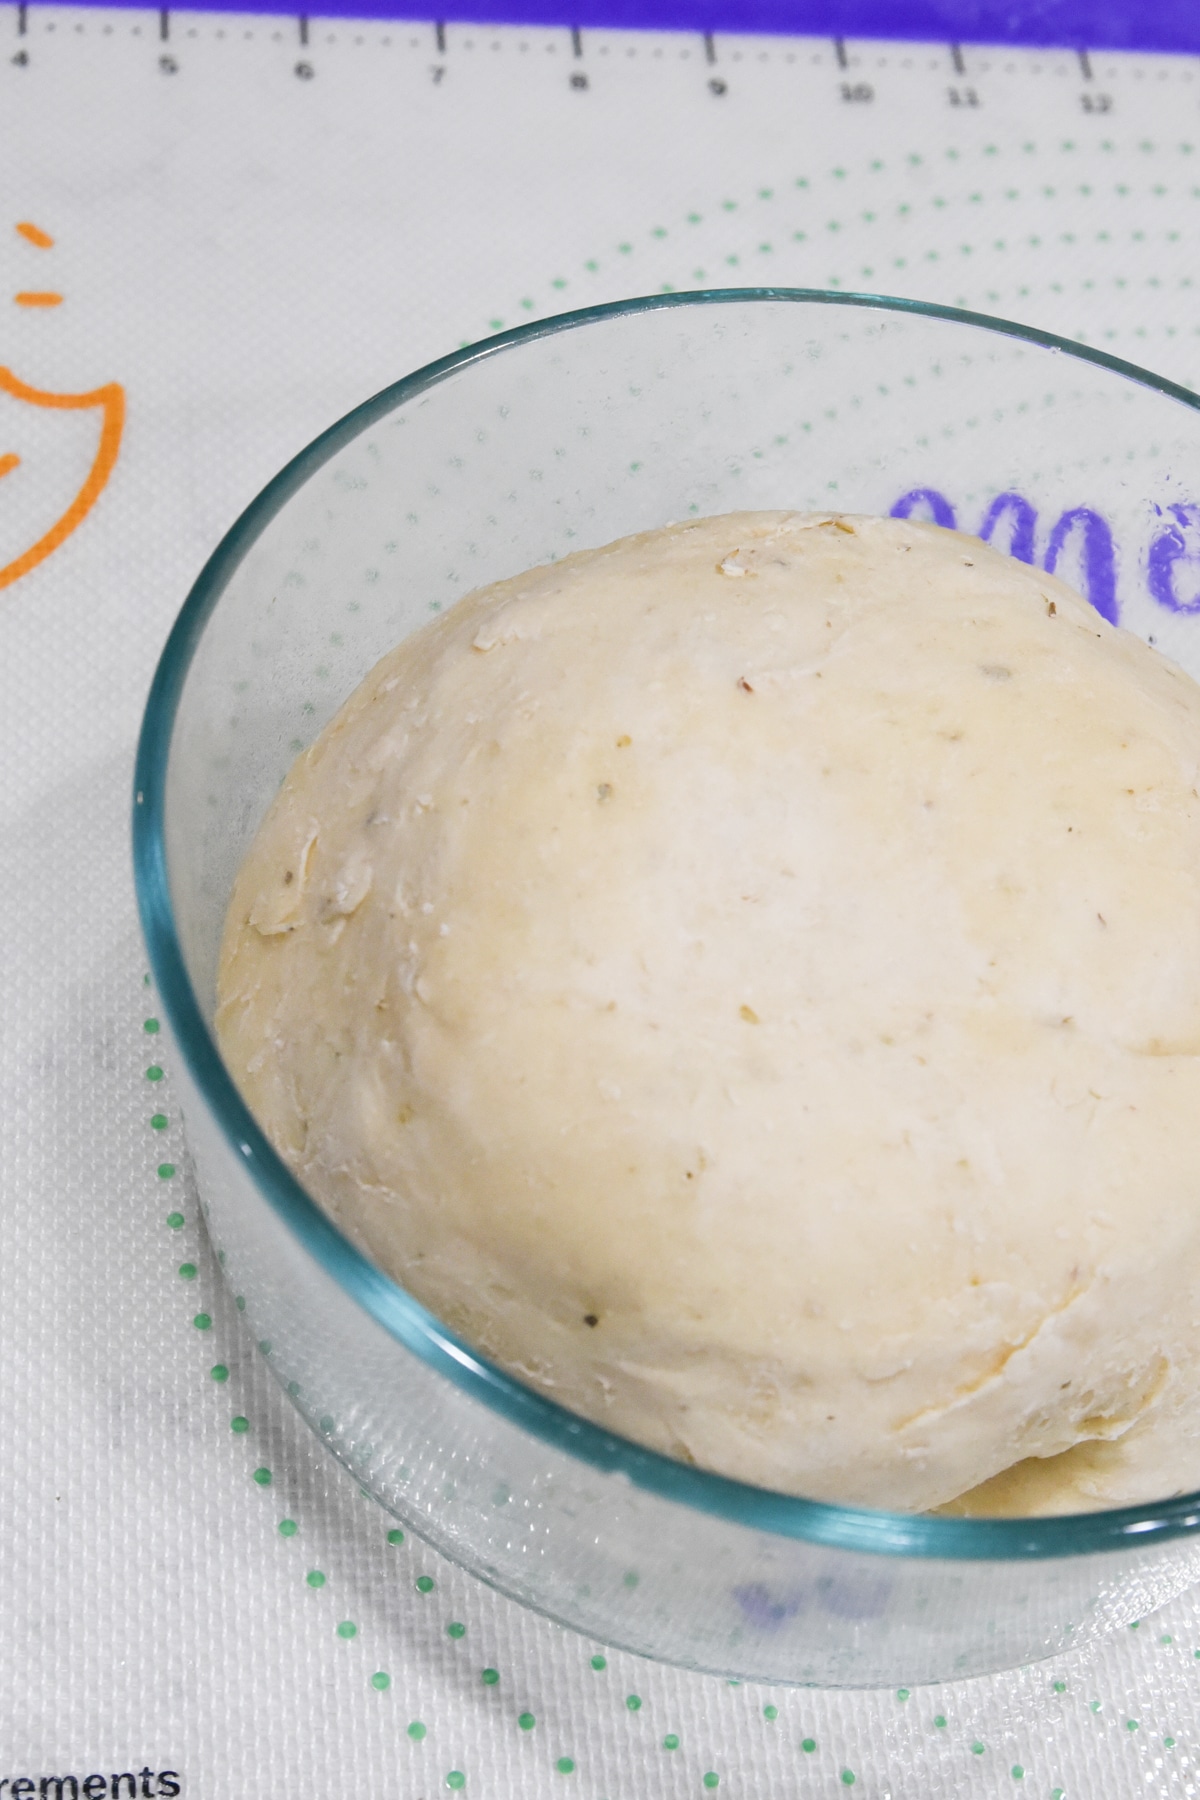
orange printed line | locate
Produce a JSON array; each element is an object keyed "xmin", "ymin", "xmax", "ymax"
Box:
[
  {"xmin": 16, "ymin": 222, "xmax": 54, "ymax": 249},
  {"xmin": 0, "ymin": 453, "xmax": 20, "ymax": 478},
  {"xmin": 15, "ymin": 291, "xmax": 63, "ymax": 307},
  {"xmin": 0, "ymin": 368, "xmax": 125, "ymax": 589}
]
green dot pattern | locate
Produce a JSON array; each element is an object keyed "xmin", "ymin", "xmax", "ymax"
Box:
[
  {"xmin": 704, "ymin": 1777, "xmax": 720, "ymax": 1791},
  {"xmin": 802, "ymin": 1739, "xmax": 817, "ymax": 1753},
  {"xmin": 230, "ymin": 1415, "xmax": 249, "ymax": 1433},
  {"xmin": 763, "ymin": 1704, "xmax": 777, "ymax": 1721},
  {"xmin": 407, "ymin": 1722, "xmax": 426, "ymax": 1741},
  {"xmin": 663, "ymin": 1734, "xmax": 680, "ymax": 1751},
  {"xmin": 519, "ymin": 1713, "xmax": 536, "ymax": 1731},
  {"xmin": 166, "ymin": 1212, "xmax": 184, "ymax": 1230},
  {"xmin": 337, "ymin": 1621, "xmax": 357, "ymax": 1639},
  {"xmin": 178, "ymin": 1262, "xmax": 196, "ymax": 1280},
  {"xmin": 416, "ymin": 1576, "xmax": 435, "ymax": 1594},
  {"xmin": 447, "ymin": 1621, "xmax": 466, "ymax": 1639},
  {"xmin": 150, "ymin": 1113, "xmax": 168, "ymax": 1130},
  {"xmin": 446, "ymin": 1776, "xmax": 465, "ymax": 1792},
  {"xmin": 371, "ymin": 1671, "xmax": 390, "ymax": 1691},
  {"xmin": 387, "ymin": 1528, "xmax": 405, "ymax": 1546},
  {"xmin": 278, "ymin": 1520, "xmax": 297, "ymax": 1537},
  {"xmin": 192, "ymin": 1313, "xmax": 211, "ymax": 1330},
  {"xmin": 157, "ymin": 1163, "xmax": 176, "ymax": 1179},
  {"xmin": 555, "ymin": 1758, "xmax": 575, "ymax": 1774},
  {"xmin": 252, "ymin": 1467, "xmax": 271, "ymax": 1486},
  {"xmin": 481, "ymin": 1668, "xmax": 499, "ymax": 1685},
  {"xmin": 145, "ymin": 1065, "xmax": 163, "ymax": 1082},
  {"xmin": 626, "ymin": 1695, "xmax": 641, "ymax": 1712},
  {"xmin": 590, "ymin": 1654, "xmax": 606, "ymax": 1670},
  {"xmin": 210, "ymin": 1365, "xmax": 228, "ymax": 1382},
  {"xmin": 306, "ymin": 1570, "xmax": 326, "ymax": 1588}
]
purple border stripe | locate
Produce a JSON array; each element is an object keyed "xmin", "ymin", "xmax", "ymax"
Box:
[{"xmin": 40, "ymin": 0, "xmax": 1200, "ymax": 56}]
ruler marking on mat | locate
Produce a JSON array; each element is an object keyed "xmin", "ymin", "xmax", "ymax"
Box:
[{"xmin": 0, "ymin": 6, "xmax": 1176, "ymax": 124}]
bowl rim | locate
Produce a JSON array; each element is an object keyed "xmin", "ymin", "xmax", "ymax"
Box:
[{"xmin": 134, "ymin": 286, "xmax": 1200, "ymax": 1562}]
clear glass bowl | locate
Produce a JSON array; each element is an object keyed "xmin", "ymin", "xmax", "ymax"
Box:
[{"xmin": 133, "ymin": 291, "xmax": 1200, "ymax": 1688}]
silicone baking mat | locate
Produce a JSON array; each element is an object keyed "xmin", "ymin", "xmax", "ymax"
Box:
[{"xmin": 6, "ymin": 7, "xmax": 1200, "ymax": 1795}]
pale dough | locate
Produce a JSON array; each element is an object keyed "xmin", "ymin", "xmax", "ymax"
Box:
[{"xmin": 216, "ymin": 512, "xmax": 1200, "ymax": 1516}]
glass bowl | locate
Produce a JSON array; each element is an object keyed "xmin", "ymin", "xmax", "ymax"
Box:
[{"xmin": 133, "ymin": 291, "xmax": 1200, "ymax": 1689}]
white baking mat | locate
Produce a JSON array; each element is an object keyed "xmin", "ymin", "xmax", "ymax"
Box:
[{"xmin": 4, "ymin": 9, "xmax": 1200, "ymax": 1793}]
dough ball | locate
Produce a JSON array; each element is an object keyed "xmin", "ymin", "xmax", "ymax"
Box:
[{"xmin": 217, "ymin": 512, "xmax": 1200, "ymax": 1515}]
